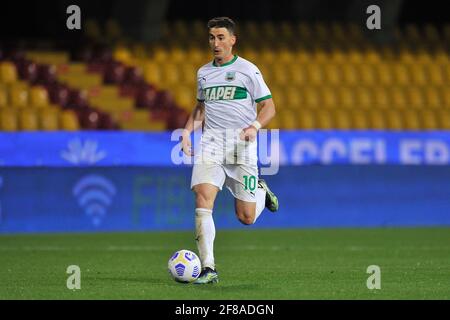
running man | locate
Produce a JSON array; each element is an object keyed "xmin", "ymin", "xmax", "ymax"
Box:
[{"xmin": 181, "ymin": 17, "xmax": 279, "ymax": 284}]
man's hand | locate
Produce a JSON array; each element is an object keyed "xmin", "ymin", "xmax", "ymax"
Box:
[
  {"xmin": 240, "ymin": 125, "xmax": 258, "ymax": 142},
  {"xmin": 181, "ymin": 132, "xmax": 193, "ymax": 156}
]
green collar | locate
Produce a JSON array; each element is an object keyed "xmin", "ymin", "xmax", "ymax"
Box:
[{"xmin": 213, "ymin": 54, "xmax": 238, "ymax": 67}]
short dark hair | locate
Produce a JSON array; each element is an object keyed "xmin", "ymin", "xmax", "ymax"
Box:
[{"xmin": 207, "ymin": 17, "xmax": 236, "ymax": 35}]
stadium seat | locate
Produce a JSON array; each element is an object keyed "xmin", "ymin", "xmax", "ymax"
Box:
[
  {"xmin": 40, "ymin": 107, "xmax": 60, "ymax": 131},
  {"xmin": 333, "ymin": 109, "xmax": 351, "ymax": 129},
  {"xmin": 0, "ymin": 109, "xmax": 18, "ymax": 131},
  {"xmin": 297, "ymin": 109, "xmax": 315, "ymax": 129},
  {"xmin": 339, "ymin": 87, "xmax": 356, "ymax": 109},
  {"xmin": 0, "ymin": 62, "xmax": 18, "ymax": 84},
  {"xmin": 303, "ymin": 87, "xmax": 320, "ymax": 109},
  {"xmin": 316, "ymin": 110, "xmax": 333, "ymax": 129},
  {"xmin": 404, "ymin": 109, "xmax": 421, "ymax": 130},
  {"xmin": 280, "ymin": 109, "xmax": 298, "ymax": 129},
  {"xmin": 0, "ymin": 86, "xmax": 7, "ymax": 107},
  {"xmin": 351, "ymin": 110, "xmax": 369, "ymax": 129},
  {"xmin": 386, "ymin": 110, "xmax": 404, "ymax": 130},
  {"xmin": 355, "ymin": 87, "xmax": 373, "ymax": 110},
  {"xmin": 29, "ymin": 86, "xmax": 49, "ymax": 108},
  {"xmin": 9, "ymin": 85, "xmax": 29, "ymax": 108},
  {"xmin": 438, "ymin": 110, "xmax": 450, "ymax": 129},
  {"xmin": 60, "ymin": 110, "xmax": 80, "ymax": 130},
  {"xmin": 322, "ymin": 87, "xmax": 338, "ymax": 109},
  {"xmin": 323, "ymin": 64, "xmax": 341, "ymax": 86},
  {"xmin": 369, "ymin": 110, "xmax": 386, "ymax": 129},
  {"xmin": 406, "ymin": 88, "xmax": 425, "ymax": 109},
  {"xmin": 390, "ymin": 87, "xmax": 407, "ymax": 109},
  {"xmin": 421, "ymin": 110, "xmax": 438, "ymax": 129},
  {"xmin": 19, "ymin": 108, "xmax": 39, "ymax": 130}
]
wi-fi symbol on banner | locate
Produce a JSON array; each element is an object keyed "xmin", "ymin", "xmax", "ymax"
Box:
[{"xmin": 73, "ymin": 175, "xmax": 116, "ymax": 226}]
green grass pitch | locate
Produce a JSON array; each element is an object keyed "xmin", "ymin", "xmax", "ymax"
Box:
[{"xmin": 0, "ymin": 228, "xmax": 449, "ymax": 299}]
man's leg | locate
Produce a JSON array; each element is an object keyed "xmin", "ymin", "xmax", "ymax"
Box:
[
  {"xmin": 193, "ymin": 183, "xmax": 219, "ymax": 271},
  {"xmin": 191, "ymin": 180, "xmax": 221, "ymax": 284}
]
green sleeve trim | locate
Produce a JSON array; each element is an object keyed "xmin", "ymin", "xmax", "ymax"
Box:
[{"xmin": 255, "ymin": 94, "xmax": 272, "ymax": 103}]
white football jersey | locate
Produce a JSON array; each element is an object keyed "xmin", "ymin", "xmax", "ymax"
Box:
[{"xmin": 196, "ymin": 55, "xmax": 272, "ymax": 165}]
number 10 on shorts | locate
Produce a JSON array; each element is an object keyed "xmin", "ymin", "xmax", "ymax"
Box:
[{"xmin": 243, "ymin": 175, "xmax": 257, "ymax": 191}]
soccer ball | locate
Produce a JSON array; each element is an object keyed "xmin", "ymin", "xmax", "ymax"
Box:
[{"xmin": 168, "ymin": 249, "xmax": 202, "ymax": 283}]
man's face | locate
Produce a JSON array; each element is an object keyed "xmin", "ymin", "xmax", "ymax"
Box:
[{"xmin": 209, "ymin": 27, "xmax": 236, "ymax": 60}]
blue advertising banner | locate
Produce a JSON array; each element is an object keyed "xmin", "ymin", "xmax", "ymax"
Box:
[
  {"xmin": 0, "ymin": 131, "xmax": 450, "ymax": 167},
  {"xmin": 0, "ymin": 166, "xmax": 449, "ymax": 233}
]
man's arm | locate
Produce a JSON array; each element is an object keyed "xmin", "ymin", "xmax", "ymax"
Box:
[
  {"xmin": 241, "ymin": 98, "xmax": 276, "ymax": 141},
  {"xmin": 255, "ymin": 98, "xmax": 276, "ymax": 127},
  {"xmin": 181, "ymin": 101, "xmax": 205, "ymax": 156}
]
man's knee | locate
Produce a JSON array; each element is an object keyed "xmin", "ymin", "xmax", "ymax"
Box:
[{"xmin": 235, "ymin": 208, "xmax": 255, "ymax": 225}]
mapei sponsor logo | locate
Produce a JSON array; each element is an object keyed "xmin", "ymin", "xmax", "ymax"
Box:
[
  {"xmin": 204, "ymin": 86, "xmax": 247, "ymax": 101},
  {"xmin": 61, "ymin": 138, "xmax": 107, "ymax": 165},
  {"xmin": 73, "ymin": 175, "xmax": 116, "ymax": 226}
]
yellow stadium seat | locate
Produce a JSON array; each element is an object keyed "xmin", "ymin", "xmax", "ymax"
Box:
[
  {"xmin": 261, "ymin": 22, "xmax": 277, "ymax": 41},
  {"xmin": 323, "ymin": 64, "xmax": 341, "ymax": 86},
  {"xmin": 152, "ymin": 46, "xmax": 169, "ymax": 62},
  {"xmin": 329, "ymin": 50, "xmax": 346, "ymax": 64},
  {"xmin": 40, "ymin": 108, "xmax": 60, "ymax": 131},
  {"xmin": 143, "ymin": 61, "xmax": 162, "ymax": 85},
  {"xmin": 358, "ymin": 64, "xmax": 377, "ymax": 86},
  {"xmin": 404, "ymin": 110, "xmax": 421, "ymax": 130},
  {"xmin": 29, "ymin": 86, "xmax": 49, "ymax": 108},
  {"xmin": 341, "ymin": 65, "xmax": 358, "ymax": 86},
  {"xmin": 390, "ymin": 87, "xmax": 407, "ymax": 109},
  {"xmin": 174, "ymin": 86, "xmax": 195, "ymax": 111},
  {"xmin": 424, "ymin": 88, "xmax": 441, "ymax": 109},
  {"xmin": 0, "ymin": 62, "xmax": 18, "ymax": 84},
  {"xmin": 288, "ymin": 66, "xmax": 307, "ymax": 86},
  {"xmin": 19, "ymin": 109, "xmax": 39, "ymax": 131},
  {"xmin": 297, "ymin": 109, "xmax": 315, "ymax": 129},
  {"xmin": 179, "ymin": 64, "xmax": 197, "ymax": 85},
  {"xmin": 261, "ymin": 50, "xmax": 276, "ymax": 65},
  {"xmin": 297, "ymin": 23, "xmax": 313, "ymax": 42},
  {"xmin": 347, "ymin": 50, "xmax": 363, "ymax": 64},
  {"xmin": 442, "ymin": 89, "xmax": 450, "ymax": 109},
  {"xmin": 333, "ymin": 110, "xmax": 351, "ymax": 129},
  {"xmin": 316, "ymin": 110, "xmax": 333, "ymax": 129},
  {"xmin": 410, "ymin": 65, "xmax": 427, "ymax": 86},
  {"xmin": 369, "ymin": 110, "xmax": 386, "ymax": 129},
  {"xmin": 376, "ymin": 64, "xmax": 394, "ymax": 86},
  {"xmin": 306, "ymin": 64, "xmax": 324, "ymax": 86},
  {"xmin": 355, "ymin": 87, "xmax": 373, "ymax": 110},
  {"xmin": 351, "ymin": 110, "xmax": 369, "ymax": 129},
  {"xmin": 0, "ymin": 109, "xmax": 18, "ymax": 131},
  {"xmin": 421, "ymin": 110, "xmax": 438, "ymax": 130},
  {"xmin": 169, "ymin": 48, "xmax": 186, "ymax": 63},
  {"xmin": 280, "ymin": 109, "xmax": 298, "ymax": 129},
  {"xmin": 364, "ymin": 49, "xmax": 382, "ymax": 64},
  {"xmin": 269, "ymin": 86, "xmax": 284, "ymax": 106},
  {"xmin": 386, "ymin": 110, "xmax": 404, "ymax": 130},
  {"xmin": 406, "ymin": 87, "xmax": 425, "ymax": 109},
  {"xmin": 285, "ymin": 87, "xmax": 302, "ymax": 109},
  {"xmin": 278, "ymin": 46, "xmax": 294, "ymax": 64},
  {"xmin": 294, "ymin": 50, "xmax": 311, "ymax": 64},
  {"xmin": 162, "ymin": 63, "xmax": 180, "ymax": 86},
  {"xmin": 438, "ymin": 110, "xmax": 450, "ymax": 129},
  {"xmin": 303, "ymin": 87, "xmax": 320, "ymax": 109},
  {"xmin": 9, "ymin": 86, "xmax": 29, "ymax": 108},
  {"xmin": 427, "ymin": 65, "xmax": 444, "ymax": 86},
  {"xmin": 322, "ymin": 87, "xmax": 338, "ymax": 109},
  {"xmin": 271, "ymin": 66, "xmax": 289, "ymax": 86},
  {"xmin": 60, "ymin": 110, "xmax": 80, "ymax": 131},
  {"xmin": 339, "ymin": 87, "xmax": 356, "ymax": 109},
  {"xmin": 393, "ymin": 64, "xmax": 410, "ymax": 86},
  {"xmin": 0, "ymin": 86, "xmax": 7, "ymax": 108},
  {"xmin": 373, "ymin": 87, "xmax": 390, "ymax": 109}
]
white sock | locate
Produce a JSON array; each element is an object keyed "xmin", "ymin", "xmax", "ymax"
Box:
[
  {"xmin": 195, "ymin": 208, "xmax": 215, "ymax": 270},
  {"xmin": 253, "ymin": 187, "xmax": 266, "ymax": 223}
]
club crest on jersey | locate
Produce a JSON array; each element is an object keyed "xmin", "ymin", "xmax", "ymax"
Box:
[{"xmin": 225, "ymin": 71, "xmax": 235, "ymax": 82}]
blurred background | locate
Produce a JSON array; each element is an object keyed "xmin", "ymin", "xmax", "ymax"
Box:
[{"xmin": 0, "ymin": 0, "xmax": 449, "ymax": 232}]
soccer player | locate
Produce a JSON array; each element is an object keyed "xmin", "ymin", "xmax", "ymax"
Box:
[{"xmin": 181, "ymin": 17, "xmax": 279, "ymax": 284}]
